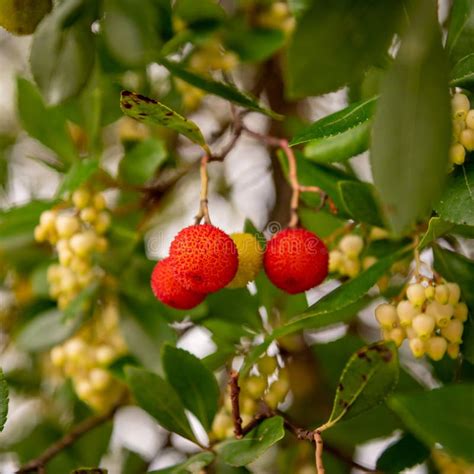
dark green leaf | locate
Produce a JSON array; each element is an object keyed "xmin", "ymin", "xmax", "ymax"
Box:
[
  {"xmin": 217, "ymin": 416, "xmax": 285, "ymax": 467},
  {"xmin": 320, "ymin": 341, "xmax": 399, "ymax": 430},
  {"xmin": 16, "ymin": 309, "xmax": 83, "ymax": 352},
  {"xmin": 102, "ymin": 0, "xmax": 162, "ymax": 67},
  {"xmin": 418, "ymin": 217, "xmax": 455, "ymax": 249},
  {"xmin": 119, "ymin": 138, "xmax": 167, "ymax": 186},
  {"xmin": 30, "ymin": 0, "xmax": 96, "ymax": 104},
  {"xmin": 17, "ymin": 78, "xmax": 77, "ymax": 163},
  {"xmin": 0, "ymin": 368, "xmax": 8, "ymax": 432},
  {"xmin": 287, "ymin": 0, "xmax": 402, "ymax": 97},
  {"xmin": 57, "ymin": 158, "xmax": 100, "ymax": 197},
  {"xmin": 62, "ymin": 283, "xmax": 99, "ymax": 322},
  {"xmin": 125, "ymin": 367, "xmax": 196, "ymax": 442},
  {"xmin": 450, "ymin": 53, "xmax": 474, "ymax": 88},
  {"xmin": 160, "ymin": 59, "xmax": 283, "ymax": 119},
  {"xmin": 436, "ymin": 162, "xmax": 474, "ymax": 226},
  {"xmin": 162, "ymin": 346, "xmax": 219, "ymax": 431},
  {"xmin": 120, "ymin": 90, "xmax": 206, "ymax": 148},
  {"xmin": 370, "ymin": 0, "xmax": 451, "ymax": 235},
  {"xmin": 446, "ymin": 0, "xmax": 474, "ymax": 64},
  {"xmin": 388, "ymin": 384, "xmax": 474, "ymax": 463},
  {"xmin": 174, "ymin": 0, "xmax": 226, "ymax": 27},
  {"xmin": 338, "ymin": 180, "xmax": 386, "ymax": 227},
  {"xmin": 376, "ymin": 433, "xmax": 430, "ymax": 473},
  {"xmin": 150, "ymin": 452, "xmax": 215, "ymax": 474}
]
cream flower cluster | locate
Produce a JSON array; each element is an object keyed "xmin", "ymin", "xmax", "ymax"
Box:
[{"xmin": 450, "ymin": 92, "xmax": 474, "ymax": 166}]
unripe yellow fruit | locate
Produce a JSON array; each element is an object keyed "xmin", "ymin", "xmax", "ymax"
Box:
[
  {"xmin": 240, "ymin": 396, "xmax": 257, "ymax": 416},
  {"xmin": 34, "ymin": 225, "xmax": 48, "ymax": 243},
  {"xmin": 466, "ymin": 109, "xmax": 474, "ymax": 129},
  {"xmin": 96, "ymin": 345, "xmax": 116, "ymax": 365},
  {"xmin": 243, "ymin": 375, "xmax": 267, "ymax": 399},
  {"xmin": 80, "ymin": 207, "xmax": 97, "ymax": 224},
  {"xmin": 452, "ymin": 93, "xmax": 470, "ymax": 118},
  {"xmin": 447, "ymin": 343, "xmax": 460, "ymax": 360},
  {"xmin": 425, "ymin": 301, "xmax": 453, "ymax": 328},
  {"xmin": 446, "ymin": 283, "xmax": 461, "ymax": 306},
  {"xmin": 64, "ymin": 338, "xmax": 87, "ymax": 360},
  {"xmin": 449, "ymin": 143, "xmax": 466, "ymax": 165},
  {"xmin": 69, "ymin": 231, "xmax": 97, "ymax": 257},
  {"xmin": 434, "ymin": 284, "xmax": 450, "ymax": 305},
  {"xmin": 409, "ymin": 337, "xmax": 425, "ymax": 358},
  {"xmin": 362, "ymin": 256, "xmax": 377, "ymax": 270},
  {"xmin": 55, "ymin": 214, "xmax": 80, "ymax": 238},
  {"xmin": 89, "ymin": 368, "xmax": 112, "ymax": 391},
  {"xmin": 406, "ymin": 283, "xmax": 426, "ymax": 307},
  {"xmin": 257, "ymin": 355, "xmax": 278, "ymax": 376},
  {"xmin": 441, "ymin": 319, "xmax": 464, "ymax": 343},
  {"xmin": 212, "ymin": 412, "xmax": 233, "ymax": 439},
  {"xmin": 226, "ymin": 233, "xmax": 263, "ymax": 289},
  {"xmin": 329, "ymin": 250, "xmax": 343, "ymax": 273},
  {"xmin": 0, "ymin": 0, "xmax": 52, "ymax": 35},
  {"xmin": 425, "ymin": 285, "xmax": 435, "ymax": 300},
  {"xmin": 375, "ymin": 303, "xmax": 398, "ymax": 329},
  {"xmin": 338, "ymin": 234, "xmax": 364, "ymax": 258},
  {"xmin": 412, "ymin": 314, "xmax": 435, "ymax": 340},
  {"xmin": 389, "ymin": 327, "xmax": 405, "ymax": 347},
  {"xmin": 460, "ymin": 128, "xmax": 474, "ymax": 151},
  {"xmin": 72, "ymin": 188, "xmax": 91, "ymax": 209},
  {"xmin": 94, "ymin": 212, "xmax": 111, "ymax": 235},
  {"xmin": 40, "ymin": 210, "xmax": 57, "ymax": 230},
  {"xmin": 396, "ymin": 300, "xmax": 418, "ymax": 327},
  {"xmin": 75, "ymin": 379, "xmax": 94, "ymax": 399},
  {"xmin": 50, "ymin": 346, "xmax": 66, "ymax": 367},
  {"xmin": 426, "ymin": 336, "xmax": 447, "ymax": 361},
  {"xmin": 369, "ymin": 227, "xmax": 390, "ymax": 240},
  {"xmin": 341, "ymin": 255, "xmax": 360, "ymax": 278},
  {"xmin": 454, "ymin": 302, "xmax": 468, "ymax": 322},
  {"xmin": 93, "ymin": 193, "xmax": 106, "ymax": 211},
  {"xmin": 405, "ymin": 327, "xmax": 417, "ymax": 339}
]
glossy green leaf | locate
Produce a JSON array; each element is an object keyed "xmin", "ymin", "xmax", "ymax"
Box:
[
  {"xmin": 436, "ymin": 162, "xmax": 474, "ymax": 226},
  {"xmin": 173, "ymin": 0, "xmax": 226, "ymax": 27},
  {"xmin": 217, "ymin": 416, "xmax": 285, "ymax": 467},
  {"xmin": 320, "ymin": 341, "xmax": 399, "ymax": 430},
  {"xmin": 0, "ymin": 369, "xmax": 8, "ymax": 432},
  {"xmin": 102, "ymin": 0, "xmax": 162, "ymax": 67},
  {"xmin": 17, "ymin": 78, "xmax": 77, "ymax": 163},
  {"xmin": 30, "ymin": 0, "xmax": 96, "ymax": 105},
  {"xmin": 388, "ymin": 384, "xmax": 474, "ymax": 463},
  {"xmin": 125, "ymin": 367, "xmax": 196, "ymax": 442},
  {"xmin": 150, "ymin": 452, "xmax": 215, "ymax": 474},
  {"xmin": 418, "ymin": 217, "xmax": 455, "ymax": 249},
  {"xmin": 338, "ymin": 180, "xmax": 386, "ymax": 227},
  {"xmin": 62, "ymin": 282, "xmax": 99, "ymax": 322},
  {"xmin": 162, "ymin": 346, "xmax": 219, "ymax": 431},
  {"xmin": 433, "ymin": 245, "xmax": 474, "ymax": 364},
  {"xmin": 119, "ymin": 138, "xmax": 167, "ymax": 185},
  {"xmin": 57, "ymin": 158, "xmax": 100, "ymax": 196},
  {"xmin": 376, "ymin": 433, "xmax": 430, "ymax": 473},
  {"xmin": 370, "ymin": 0, "xmax": 451, "ymax": 235},
  {"xmin": 450, "ymin": 53, "xmax": 474, "ymax": 88},
  {"xmin": 16, "ymin": 309, "xmax": 83, "ymax": 352},
  {"xmin": 287, "ymin": 0, "xmax": 402, "ymax": 97},
  {"xmin": 120, "ymin": 91, "xmax": 206, "ymax": 147},
  {"xmin": 160, "ymin": 59, "xmax": 282, "ymax": 119},
  {"xmin": 446, "ymin": 0, "xmax": 474, "ymax": 64}
]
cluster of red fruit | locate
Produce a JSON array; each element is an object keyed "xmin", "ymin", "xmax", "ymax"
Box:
[{"xmin": 151, "ymin": 224, "xmax": 329, "ymax": 310}]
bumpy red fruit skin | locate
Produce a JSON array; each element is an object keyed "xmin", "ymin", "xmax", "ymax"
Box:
[
  {"xmin": 263, "ymin": 228, "xmax": 328, "ymax": 294},
  {"xmin": 169, "ymin": 224, "xmax": 238, "ymax": 293},
  {"xmin": 151, "ymin": 258, "xmax": 206, "ymax": 310}
]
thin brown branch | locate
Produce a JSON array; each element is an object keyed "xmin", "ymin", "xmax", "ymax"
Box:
[
  {"xmin": 194, "ymin": 155, "xmax": 212, "ymax": 225},
  {"xmin": 314, "ymin": 430, "xmax": 325, "ymax": 474},
  {"xmin": 228, "ymin": 370, "xmax": 243, "ymax": 438},
  {"xmin": 17, "ymin": 404, "xmax": 121, "ymax": 473}
]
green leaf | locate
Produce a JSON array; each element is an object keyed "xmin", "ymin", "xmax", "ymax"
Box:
[
  {"xmin": 57, "ymin": 158, "xmax": 100, "ymax": 197},
  {"xmin": 432, "ymin": 245, "xmax": 474, "ymax": 364},
  {"xmin": 125, "ymin": 367, "xmax": 196, "ymax": 442},
  {"xmin": 0, "ymin": 368, "xmax": 8, "ymax": 432},
  {"xmin": 450, "ymin": 53, "xmax": 474, "ymax": 88},
  {"xmin": 436, "ymin": 162, "xmax": 474, "ymax": 226},
  {"xmin": 120, "ymin": 91, "xmax": 206, "ymax": 148},
  {"xmin": 30, "ymin": 0, "xmax": 96, "ymax": 105},
  {"xmin": 16, "ymin": 78, "xmax": 77, "ymax": 163},
  {"xmin": 388, "ymin": 384, "xmax": 474, "ymax": 463},
  {"xmin": 376, "ymin": 433, "xmax": 430, "ymax": 473},
  {"xmin": 150, "ymin": 452, "xmax": 215, "ymax": 474},
  {"xmin": 287, "ymin": 0, "xmax": 402, "ymax": 97},
  {"xmin": 119, "ymin": 138, "xmax": 167, "ymax": 186},
  {"xmin": 446, "ymin": 0, "xmax": 474, "ymax": 65},
  {"xmin": 418, "ymin": 217, "xmax": 455, "ymax": 249},
  {"xmin": 217, "ymin": 416, "xmax": 285, "ymax": 467},
  {"xmin": 162, "ymin": 346, "xmax": 219, "ymax": 431},
  {"xmin": 320, "ymin": 341, "xmax": 399, "ymax": 430},
  {"xmin": 160, "ymin": 59, "xmax": 282, "ymax": 120},
  {"xmin": 16, "ymin": 309, "xmax": 83, "ymax": 352},
  {"xmin": 370, "ymin": 0, "xmax": 451, "ymax": 235},
  {"xmin": 102, "ymin": 0, "xmax": 162, "ymax": 67},
  {"xmin": 173, "ymin": 0, "xmax": 226, "ymax": 27},
  {"xmin": 338, "ymin": 180, "xmax": 386, "ymax": 227},
  {"xmin": 62, "ymin": 282, "xmax": 99, "ymax": 322},
  {"xmin": 291, "ymin": 96, "xmax": 376, "ymax": 163}
]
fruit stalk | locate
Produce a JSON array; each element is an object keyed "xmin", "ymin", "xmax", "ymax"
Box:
[{"xmin": 194, "ymin": 154, "xmax": 212, "ymax": 225}]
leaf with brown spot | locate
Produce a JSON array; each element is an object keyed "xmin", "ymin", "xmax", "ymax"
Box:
[
  {"xmin": 319, "ymin": 341, "xmax": 399, "ymax": 431},
  {"xmin": 120, "ymin": 91, "xmax": 206, "ymax": 147}
]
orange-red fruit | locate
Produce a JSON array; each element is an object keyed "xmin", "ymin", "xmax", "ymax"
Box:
[
  {"xmin": 151, "ymin": 258, "xmax": 206, "ymax": 310},
  {"xmin": 263, "ymin": 228, "xmax": 328, "ymax": 294},
  {"xmin": 169, "ymin": 224, "xmax": 238, "ymax": 293}
]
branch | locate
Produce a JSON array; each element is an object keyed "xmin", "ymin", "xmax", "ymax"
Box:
[
  {"xmin": 228, "ymin": 370, "xmax": 243, "ymax": 438},
  {"xmin": 17, "ymin": 404, "xmax": 121, "ymax": 473},
  {"xmin": 194, "ymin": 155, "xmax": 212, "ymax": 225}
]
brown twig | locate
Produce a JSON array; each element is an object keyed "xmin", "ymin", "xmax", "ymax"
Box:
[
  {"xmin": 314, "ymin": 430, "xmax": 325, "ymax": 474},
  {"xmin": 194, "ymin": 155, "xmax": 212, "ymax": 225},
  {"xmin": 17, "ymin": 404, "xmax": 121, "ymax": 473},
  {"xmin": 228, "ymin": 370, "xmax": 243, "ymax": 438}
]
